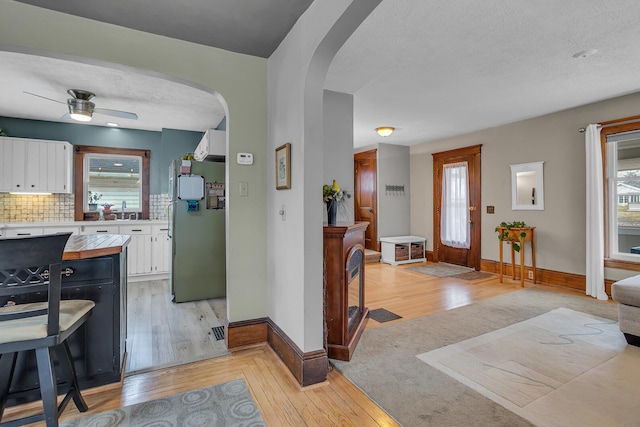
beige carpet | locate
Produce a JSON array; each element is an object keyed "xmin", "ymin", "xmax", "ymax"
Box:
[
  {"xmin": 332, "ymin": 288, "xmax": 624, "ymax": 426},
  {"xmin": 417, "ymin": 307, "xmax": 639, "ymax": 426}
]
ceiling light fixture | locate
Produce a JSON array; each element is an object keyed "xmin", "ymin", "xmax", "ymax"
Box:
[
  {"xmin": 376, "ymin": 127, "xmax": 395, "ymax": 137},
  {"xmin": 106, "ymin": 122, "xmax": 119, "ymax": 127},
  {"xmin": 572, "ymin": 49, "xmax": 598, "ymax": 59},
  {"xmin": 68, "ymin": 98, "xmax": 94, "ymax": 122}
]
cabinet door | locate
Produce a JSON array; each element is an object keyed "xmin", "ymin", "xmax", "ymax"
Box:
[
  {"xmin": 152, "ymin": 233, "xmax": 171, "ymax": 273},
  {"xmin": 127, "ymin": 234, "xmax": 153, "ymax": 275},
  {"xmin": 46, "ymin": 141, "xmax": 72, "ymax": 193},
  {"xmin": 0, "ymin": 138, "xmax": 26, "ymax": 192},
  {"xmin": 26, "ymin": 140, "xmax": 47, "ymax": 191}
]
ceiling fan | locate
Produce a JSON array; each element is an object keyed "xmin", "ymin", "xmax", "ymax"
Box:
[{"xmin": 24, "ymin": 89, "xmax": 138, "ymax": 122}]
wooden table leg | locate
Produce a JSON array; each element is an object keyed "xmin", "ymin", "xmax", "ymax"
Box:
[
  {"xmin": 499, "ymin": 240, "xmax": 503, "ymax": 283},
  {"xmin": 520, "ymin": 239, "xmax": 525, "ymax": 287},
  {"xmin": 531, "ymin": 232, "xmax": 536, "ymax": 284},
  {"xmin": 511, "ymin": 245, "xmax": 516, "ymax": 280}
]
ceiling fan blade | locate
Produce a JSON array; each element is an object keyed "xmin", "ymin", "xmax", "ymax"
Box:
[
  {"xmin": 23, "ymin": 91, "xmax": 66, "ymax": 104},
  {"xmin": 93, "ymin": 108, "xmax": 138, "ymax": 120}
]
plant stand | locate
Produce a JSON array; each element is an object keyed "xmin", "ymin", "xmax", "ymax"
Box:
[{"xmin": 498, "ymin": 226, "xmax": 536, "ymax": 287}]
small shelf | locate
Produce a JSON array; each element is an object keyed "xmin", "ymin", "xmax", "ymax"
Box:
[{"xmin": 380, "ymin": 235, "xmax": 427, "ymax": 266}]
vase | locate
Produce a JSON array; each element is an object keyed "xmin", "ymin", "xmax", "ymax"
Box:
[{"xmin": 327, "ymin": 202, "xmax": 337, "ymax": 225}]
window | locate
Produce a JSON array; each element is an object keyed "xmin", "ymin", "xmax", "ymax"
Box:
[
  {"xmin": 604, "ymin": 126, "xmax": 640, "ymax": 264},
  {"xmin": 74, "ymin": 146, "xmax": 149, "ymax": 220},
  {"xmin": 85, "ymin": 153, "xmax": 141, "ymax": 210}
]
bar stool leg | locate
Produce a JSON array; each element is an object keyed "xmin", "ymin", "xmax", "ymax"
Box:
[
  {"xmin": 0, "ymin": 353, "xmax": 17, "ymax": 420},
  {"xmin": 55, "ymin": 342, "xmax": 88, "ymax": 412},
  {"xmin": 35, "ymin": 347, "xmax": 59, "ymax": 427}
]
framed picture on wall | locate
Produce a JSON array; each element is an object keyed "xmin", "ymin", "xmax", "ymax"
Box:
[{"xmin": 275, "ymin": 143, "xmax": 291, "ymax": 190}]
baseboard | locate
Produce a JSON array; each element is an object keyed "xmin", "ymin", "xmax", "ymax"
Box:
[
  {"xmin": 225, "ymin": 317, "xmax": 328, "ymax": 387},
  {"xmin": 267, "ymin": 319, "xmax": 328, "ymax": 387},
  {"xmin": 225, "ymin": 317, "xmax": 268, "ymax": 349},
  {"xmin": 480, "ymin": 259, "xmax": 594, "ymax": 293}
]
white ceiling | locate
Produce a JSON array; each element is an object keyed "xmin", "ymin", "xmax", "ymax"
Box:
[{"xmin": 4, "ymin": 1, "xmax": 640, "ymax": 147}]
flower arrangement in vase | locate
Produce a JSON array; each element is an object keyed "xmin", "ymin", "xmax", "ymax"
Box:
[{"xmin": 323, "ymin": 179, "xmax": 351, "ymax": 225}]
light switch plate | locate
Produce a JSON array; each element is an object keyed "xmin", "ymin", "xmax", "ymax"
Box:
[{"xmin": 237, "ymin": 152, "xmax": 253, "ymax": 165}]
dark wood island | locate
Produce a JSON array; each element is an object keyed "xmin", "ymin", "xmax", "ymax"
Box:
[{"xmin": 4, "ymin": 234, "xmax": 130, "ymax": 406}]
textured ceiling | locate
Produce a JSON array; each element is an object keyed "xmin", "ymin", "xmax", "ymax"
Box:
[
  {"xmin": 326, "ymin": 0, "xmax": 640, "ymax": 147},
  {"xmin": 5, "ymin": 1, "xmax": 640, "ymax": 147}
]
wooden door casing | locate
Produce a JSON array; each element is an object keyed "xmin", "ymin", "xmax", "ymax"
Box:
[
  {"xmin": 432, "ymin": 145, "xmax": 482, "ymax": 269},
  {"xmin": 354, "ymin": 150, "xmax": 378, "ymax": 251}
]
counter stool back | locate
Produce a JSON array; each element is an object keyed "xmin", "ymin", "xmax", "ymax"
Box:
[{"xmin": 0, "ymin": 233, "xmax": 95, "ymax": 427}]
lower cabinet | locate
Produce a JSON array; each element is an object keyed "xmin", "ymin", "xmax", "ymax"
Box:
[
  {"xmin": 4, "ymin": 253, "xmax": 126, "ymax": 406},
  {"xmin": 152, "ymin": 224, "xmax": 171, "ymax": 274}
]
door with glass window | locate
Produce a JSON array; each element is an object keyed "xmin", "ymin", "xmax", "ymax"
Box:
[{"xmin": 432, "ymin": 145, "xmax": 481, "ymax": 269}]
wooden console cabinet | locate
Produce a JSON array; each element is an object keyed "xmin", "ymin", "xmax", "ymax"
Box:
[{"xmin": 323, "ymin": 222, "xmax": 369, "ymax": 361}]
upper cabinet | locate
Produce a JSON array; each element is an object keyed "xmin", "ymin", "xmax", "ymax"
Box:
[
  {"xmin": 0, "ymin": 137, "xmax": 73, "ymax": 194},
  {"xmin": 194, "ymin": 129, "xmax": 225, "ymax": 162}
]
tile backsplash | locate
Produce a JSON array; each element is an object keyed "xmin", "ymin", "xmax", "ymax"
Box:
[
  {"xmin": 0, "ymin": 193, "xmax": 74, "ymax": 222},
  {"xmin": 0, "ymin": 193, "xmax": 170, "ymax": 222}
]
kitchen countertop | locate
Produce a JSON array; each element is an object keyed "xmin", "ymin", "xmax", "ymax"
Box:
[
  {"xmin": 63, "ymin": 234, "xmax": 131, "ymax": 260},
  {"xmin": 0, "ymin": 220, "xmax": 167, "ymax": 228}
]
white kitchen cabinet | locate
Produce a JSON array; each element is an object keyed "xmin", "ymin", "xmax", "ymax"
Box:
[
  {"xmin": 152, "ymin": 224, "xmax": 171, "ymax": 274},
  {"xmin": 0, "ymin": 137, "xmax": 72, "ymax": 193},
  {"xmin": 81, "ymin": 225, "xmax": 119, "ymax": 235},
  {"xmin": 4, "ymin": 227, "xmax": 44, "ymax": 238},
  {"xmin": 119, "ymin": 224, "xmax": 153, "ymax": 275},
  {"xmin": 193, "ymin": 129, "xmax": 225, "ymax": 161},
  {"xmin": 43, "ymin": 225, "xmax": 80, "ymax": 236}
]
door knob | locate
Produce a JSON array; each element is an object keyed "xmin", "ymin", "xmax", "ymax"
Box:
[{"xmin": 368, "ymin": 208, "xmax": 373, "ymax": 213}]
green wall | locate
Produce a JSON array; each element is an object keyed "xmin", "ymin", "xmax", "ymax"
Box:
[{"xmin": 0, "ymin": 116, "xmax": 202, "ymax": 194}]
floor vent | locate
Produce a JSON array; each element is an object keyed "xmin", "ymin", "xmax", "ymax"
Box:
[{"xmin": 211, "ymin": 326, "xmax": 225, "ymax": 341}]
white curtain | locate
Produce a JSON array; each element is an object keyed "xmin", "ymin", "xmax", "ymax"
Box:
[
  {"xmin": 441, "ymin": 162, "xmax": 470, "ymax": 249},
  {"xmin": 585, "ymin": 124, "xmax": 608, "ymax": 300}
]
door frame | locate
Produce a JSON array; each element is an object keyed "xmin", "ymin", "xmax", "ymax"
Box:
[
  {"xmin": 354, "ymin": 149, "xmax": 379, "ymax": 251},
  {"xmin": 432, "ymin": 144, "xmax": 482, "ymax": 269}
]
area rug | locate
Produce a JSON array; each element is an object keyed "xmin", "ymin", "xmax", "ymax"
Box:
[
  {"xmin": 406, "ymin": 262, "xmax": 474, "ymax": 278},
  {"xmin": 452, "ymin": 271, "xmax": 492, "ymax": 281},
  {"xmin": 331, "ymin": 288, "xmax": 626, "ymax": 427},
  {"xmin": 417, "ymin": 307, "xmax": 639, "ymax": 427},
  {"xmin": 369, "ymin": 308, "xmax": 402, "ymax": 323},
  {"xmin": 61, "ymin": 378, "xmax": 265, "ymax": 427}
]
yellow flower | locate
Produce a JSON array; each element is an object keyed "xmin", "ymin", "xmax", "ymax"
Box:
[{"xmin": 332, "ymin": 179, "xmax": 341, "ymax": 192}]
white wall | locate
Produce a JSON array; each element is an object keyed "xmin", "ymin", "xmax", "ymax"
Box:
[
  {"xmin": 323, "ymin": 90, "xmax": 354, "ymax": 224},
  {"xmin": 0, "ymin": 1, "xmax": 268, "ymax": 322},
  {"xmin": 267, "ymin": 0, "xmax": 381, "ymax": 352},
  {"xmin": 377, "ymin": 143, "xmax": 410, "ymax": 238},
  {"xmin": 410, "ymin": 90, "xmax": 640, "ymax": 282}
]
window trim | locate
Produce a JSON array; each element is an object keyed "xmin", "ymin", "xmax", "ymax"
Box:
[
  {"xmin": 601, "ymin": 122, "xmax": 640, "ymax": 269},
  {"xmin": 74, "ymin": 145, "xmax": 150, "ymax": 221}
]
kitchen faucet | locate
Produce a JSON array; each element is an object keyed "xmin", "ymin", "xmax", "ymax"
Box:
[{"xmin": 121, "ymin": 201, "xmax": 126, "ymax": 220}]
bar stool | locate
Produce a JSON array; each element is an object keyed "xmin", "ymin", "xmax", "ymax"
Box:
[{"xmin": 0, "ymin": 233, "xmax": 95, "ymax": 426}]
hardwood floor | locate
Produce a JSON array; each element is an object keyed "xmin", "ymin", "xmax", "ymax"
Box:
[{"xmin": 4, "ymin": 261, "xmax": 590, "ymax": 426}]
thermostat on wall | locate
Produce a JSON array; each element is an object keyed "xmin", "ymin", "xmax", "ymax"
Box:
[{"xmin": 237, "ymin": 152, "xmax": 253, "ymax": 165}]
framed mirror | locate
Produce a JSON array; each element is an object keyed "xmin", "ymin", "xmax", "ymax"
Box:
[{"xmin": 510, "ymin": 161, "xmax": 544, "ymax": 210}]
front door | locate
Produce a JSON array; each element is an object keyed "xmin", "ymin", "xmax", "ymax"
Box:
[
  {"xmin": 432, "ymin": 145, "xmax": 481, "ymax": 269},
  {"xmin": 354, "ymin": 149, "xmax": 378, "ymax": 250}
]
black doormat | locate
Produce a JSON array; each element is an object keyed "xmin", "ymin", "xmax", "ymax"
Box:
[
  {"xmin": 211, "ymin": 326, "xmax": 225, "ymax": 341},
  {"xmin": 369, "ymin": 308, "xmax": 402, "ymax": 323}
]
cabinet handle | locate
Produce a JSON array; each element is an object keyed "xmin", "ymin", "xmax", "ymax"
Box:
[
  {"xmin": 17, "ymin": 233, "xmax": 31, "ymax": 236},
  {"xmin": 132, "ymin": 229, "xmax": 142, "ymax": 232},
  {"xmin": 96, "ymin": 230, "xmax": 109, "ymax": 233}
]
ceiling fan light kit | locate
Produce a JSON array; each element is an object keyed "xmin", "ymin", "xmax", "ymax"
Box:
[
  {"xmin": 376, "ymin": 126, "xmax": 394, "ymax": 137},
  {"xmin": 24, "ymin": 88, "xmax": 138, "ymax": 123},
  {"xmin": 68, "ymin": 98, "xmax": 94, "ymax": 122}
]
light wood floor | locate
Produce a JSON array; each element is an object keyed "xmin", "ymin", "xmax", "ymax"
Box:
[
  {"xmin": 4, "ymin": 261, "xmax": 590, "ymax": 426},
  {"xmin": 126, "ymin": 280, "xmax": 228, "ymax": 375}
]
